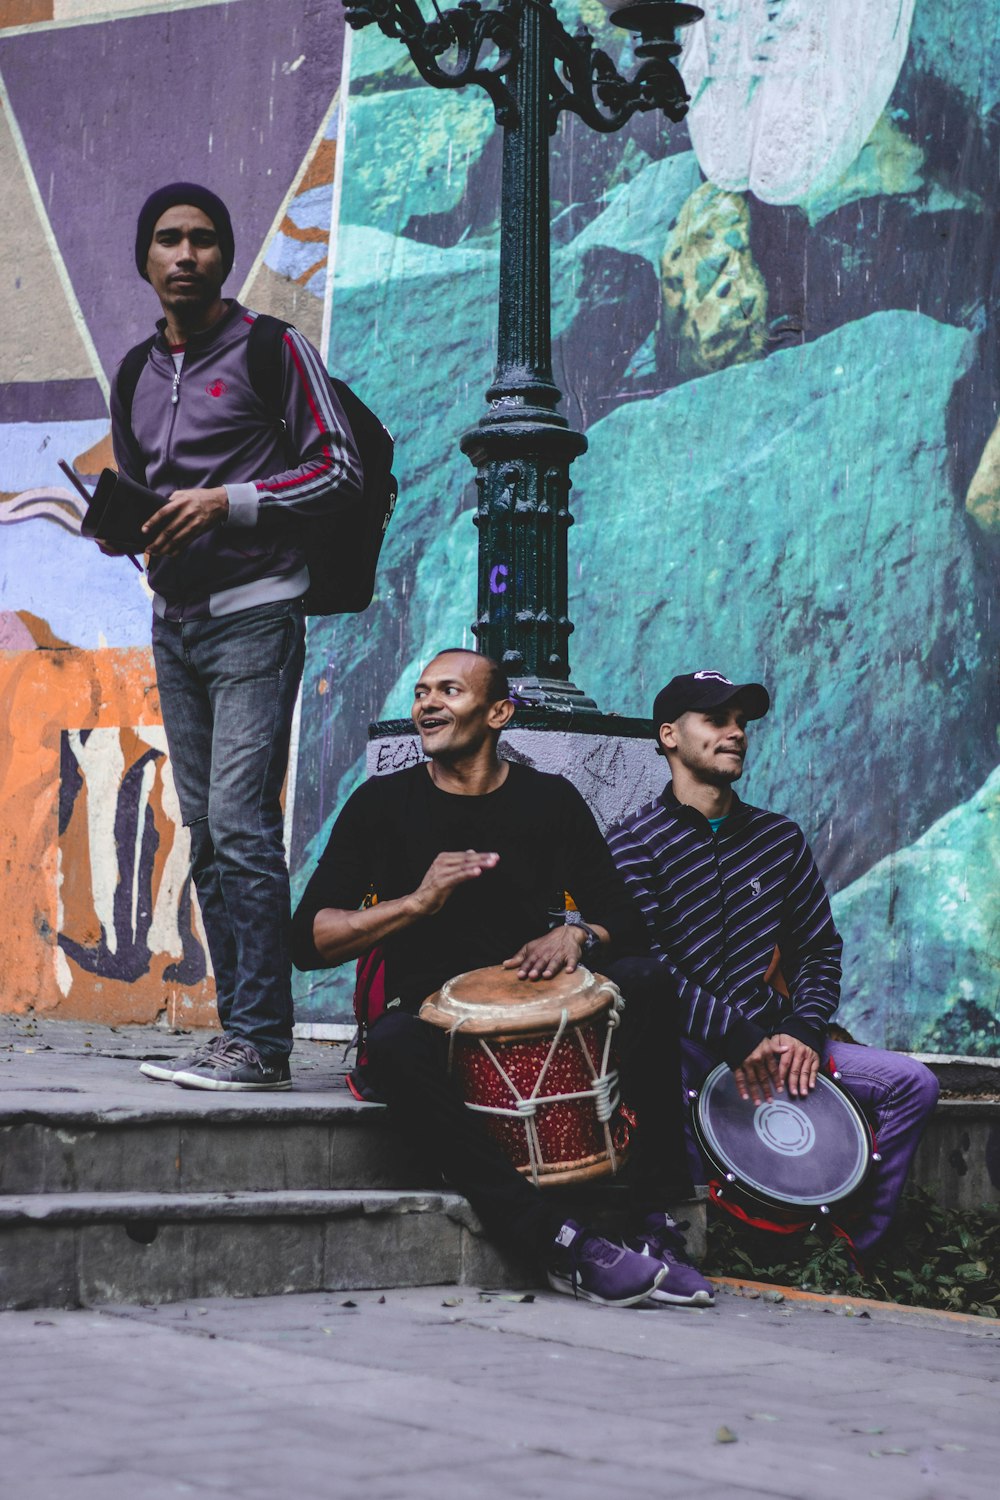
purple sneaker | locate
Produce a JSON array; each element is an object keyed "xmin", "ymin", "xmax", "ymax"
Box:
[
  {"xmin": 547, "ymin": 1220, "xmax": 666, "ymax": 1307},
  {"xmin": 629, "ymin": 1213, "xmax": 715, "ymax": 1306}
]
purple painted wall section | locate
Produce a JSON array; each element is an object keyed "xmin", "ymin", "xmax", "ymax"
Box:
[{"xmin": 0, "ymin": 0, "xmax": 342, "ymax": 380}]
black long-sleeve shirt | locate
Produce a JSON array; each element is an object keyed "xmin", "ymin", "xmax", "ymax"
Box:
[{"xmin": 291, "ymin": 761, "xmax": 647, "ymax": 1010}]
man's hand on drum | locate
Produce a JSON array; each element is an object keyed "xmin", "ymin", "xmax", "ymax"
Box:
[
  {"xmin": 773, "ymin": 1032, "xmax": 820, "ymax": 1099},
  {"xmin": 734, "ymin": 1034, "xmax": 819, "ymax": 1104},
  {"xmin": 502, "ymin": 922, "xmax": 609, "ymax": 982},
  {"xmin": 410, "ymin": 850, "xmax": 499, "ymax": 917}
]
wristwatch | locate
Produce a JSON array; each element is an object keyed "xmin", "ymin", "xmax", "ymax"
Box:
[{"xmin": 564, "ymin": 910, "xmax": 601, "ymax": 959}]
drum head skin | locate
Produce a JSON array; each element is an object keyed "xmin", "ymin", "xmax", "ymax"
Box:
[
  {"xmin": 694, "ymin": 1063, "xmax": 872, "ymax": 1208},
  {"xmin": 420, "ymin": 964, "xmax": 616, "ymax": 1035}
]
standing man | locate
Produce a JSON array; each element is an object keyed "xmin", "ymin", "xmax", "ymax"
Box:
[
  {"xmin": 606, "ymin": 671, "xmax": 939, "ymax": 1264},
  {"xmin": 107, "ymin": 182, "xmax": 363, "ymax": 1091},
  {"xmin": 291, "ymin": 648, "xmax": 716, "ymax": 1307}
]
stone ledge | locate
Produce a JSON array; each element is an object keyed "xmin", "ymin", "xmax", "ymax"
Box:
[
  {"xmin": 0, "ymin": 1188, "xmax": 466, "ymax": 1225},
  {"xmin": 0, "ymin": 1192, "xmax": 533, "ymax": 1310}
]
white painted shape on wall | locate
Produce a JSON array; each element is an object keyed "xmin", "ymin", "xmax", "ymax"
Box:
[
  {"xmin": 323, "ymin": 24, "xmax": 353, "ymax": 359},
  {"xmin": 137, "ymin": 725, "xmax": 192, "ymax": 963},
  {"xmin": 54, "ymin": 846, "xmax": 73, "ymax": 998},
  {"xmin": 131, "ymin": 757, "xmax": 157, "ymax": 946},
  {"xmin": 66, "ymin": 728, "xmax": 124, "ymax": 957},
  {"xmin": 679, "ymin": 0, "xmax": 916, "ymax": 204}
]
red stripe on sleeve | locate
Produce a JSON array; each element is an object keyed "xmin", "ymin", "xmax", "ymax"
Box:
[{"xmin": 256, "ymin": 331, "xmax": 335, "ymax": 492}]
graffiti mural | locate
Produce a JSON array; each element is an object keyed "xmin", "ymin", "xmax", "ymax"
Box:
[
  {"xmin": 290, "ymin": 1, "xmax": 999, "ymax": 1048},
  {"xmin": 58, "ymin": 726, "xmax": 208, "ymax": 992}
]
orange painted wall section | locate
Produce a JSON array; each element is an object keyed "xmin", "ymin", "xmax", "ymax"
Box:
[{"xmin": 0, "ymin": 647, "xmax": 217, "ymax": 1028}]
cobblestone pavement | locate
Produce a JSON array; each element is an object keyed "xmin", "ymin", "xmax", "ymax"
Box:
[{"xmin": 1, "ymin": 1283, "xmax": 998, "ymax": 1500}]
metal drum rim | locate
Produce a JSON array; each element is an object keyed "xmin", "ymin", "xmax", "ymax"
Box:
[{"xmin": 692, "ymin": 1061, "xmax": 873, "ymax": 1209}]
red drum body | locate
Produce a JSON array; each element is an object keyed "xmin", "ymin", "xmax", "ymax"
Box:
[
  {"xmin": 692, "ymin": 1063, "xmax": 874, "ymax": 1230},
  {"xmin": 420, "ymin": 965, "xmax": 629, "ymax": 1187}
]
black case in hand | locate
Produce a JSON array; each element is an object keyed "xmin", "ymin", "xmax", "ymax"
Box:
[{"xmin": 82, "ymin": 469, "xmax": 164, "ymax": 553}]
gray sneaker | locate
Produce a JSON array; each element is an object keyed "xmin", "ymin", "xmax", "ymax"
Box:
[
  {"xmin": 139, "ymin": 1033, "xmax": 227, "ymax": 1082},
  {"xmin": 173, "ymin": 1036, "xmax": 291, "ymax": 1092}
]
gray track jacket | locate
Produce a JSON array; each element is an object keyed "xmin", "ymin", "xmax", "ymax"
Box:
[{"xmin": 110, "ymin": 299, "xmax": 363, "ymax": 620}]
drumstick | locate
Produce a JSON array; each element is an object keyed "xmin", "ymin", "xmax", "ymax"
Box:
[
  {"xmin": 58, "ymin": 458, "xmax": 92, "ymax": 503},
  {"xmin": 60, "ymin": 458, "xmax": 143, "ymax": 572}
]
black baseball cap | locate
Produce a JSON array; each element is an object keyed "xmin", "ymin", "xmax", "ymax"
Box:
[
  {"xmin": 652, "ymin": 671, "xmax": 770, "ymax": 737},
  {"xmin": 135, "ymin": 182, "xmax": 235, "ymax": 282}
]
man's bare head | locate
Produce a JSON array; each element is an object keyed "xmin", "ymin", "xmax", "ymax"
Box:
[{"xmin": 411, "ymin": 649, "xmax": 513, "ymax": 762}]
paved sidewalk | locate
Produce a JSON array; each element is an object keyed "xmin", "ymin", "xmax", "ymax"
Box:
[{"xmin": 2, "ymin": 1282, "xmax": 998, "ymax": 1500}]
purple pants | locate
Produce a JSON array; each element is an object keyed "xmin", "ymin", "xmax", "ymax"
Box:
[{"xmin": 681, "ymin": 1037, "xmax": 939, "ymax": 1258}]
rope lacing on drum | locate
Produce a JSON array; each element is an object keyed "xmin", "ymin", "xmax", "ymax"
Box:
[{"xmin": 456, "ymin": 1006, "xmax": 624, "ymax": 1186}]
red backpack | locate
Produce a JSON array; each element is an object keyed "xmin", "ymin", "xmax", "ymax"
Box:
[{"xmin": 346, "ymin": 946, "xmax": 388, "ymax": 1102}]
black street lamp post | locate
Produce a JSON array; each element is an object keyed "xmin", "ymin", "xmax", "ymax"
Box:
[{"xmin": 344, "ymin": 0, "xmax": 703, "ymax": 710}]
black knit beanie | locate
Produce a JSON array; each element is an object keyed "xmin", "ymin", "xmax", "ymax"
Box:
[{"xmin": 135, "ymin": 182, "xmax": 235, "ymax": 282}]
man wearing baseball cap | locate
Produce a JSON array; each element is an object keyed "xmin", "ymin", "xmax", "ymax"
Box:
[
  {"xmin": 100, "ymin": 183, "xmax": 363, "ymax": 1091},
  {"xmin": 606, "ymin": 670, "xmax": 938, "ymax": 1266}
]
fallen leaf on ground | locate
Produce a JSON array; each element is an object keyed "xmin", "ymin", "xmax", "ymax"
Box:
[{"xmin": 715, "ymin": 1427, "xmax": 738, "ymax": 1444}]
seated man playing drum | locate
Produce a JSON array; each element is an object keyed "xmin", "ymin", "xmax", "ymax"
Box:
[
  {"xmin": 291, "ymin": 648, "xmax": 715, "ymax": 1308},
  {"xmin": 606, "ymin": 670, "xmax": 939, "ymax": 1268}
]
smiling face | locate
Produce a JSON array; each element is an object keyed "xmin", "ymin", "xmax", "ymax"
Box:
[
  {"xmin": 658, "ymin": 702, "xmax": 750, "ymax": 787},
  {"xmin": 411, "ymin": 652, "xmax": 514, "ymax": 763},
  {"xmin": 145, "ymin": 204, "xmax": 225, "ymax": 327}
]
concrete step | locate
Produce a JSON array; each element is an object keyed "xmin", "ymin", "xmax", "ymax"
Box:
[
  {"xmin": 0, "ymin": 1186, "xmax": 707, "ymax": 1311},
  {"xmin": 0, "ymin": 1099, "xmax": 436, "ymax": 1197},
  {"xmin": 910, "ymin": 1097, "xmax": 1000, "ymax": 1212},
  {"xmin": 0, "ymin": 1017, "xmax": 701, "ymax": 1307},
  {"xmin": 0, "ymin": 1189, "xmax": 533, "ymax": 1310}
]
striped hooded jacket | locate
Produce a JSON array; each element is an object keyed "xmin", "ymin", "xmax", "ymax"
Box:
[
  {"xmin": 111, "ymin": 299, "xmax": 363, "ymax": 620},
  {"xmin": 606, "ymin": 784, "xmax": 843, "ymax": 1067}
]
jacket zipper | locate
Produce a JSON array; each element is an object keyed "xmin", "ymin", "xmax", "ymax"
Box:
[
  {"xmin": 165, "ymin": 355, "xmax": 184, "ymax": 614},
  {"xmin": 166, "ymin": 361, "xmax": 181, "ymax": 467}
]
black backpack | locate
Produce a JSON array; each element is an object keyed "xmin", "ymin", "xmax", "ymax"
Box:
[{"xmin": 114, "ymin": 313, "xmax": 397, "ymax": 615}]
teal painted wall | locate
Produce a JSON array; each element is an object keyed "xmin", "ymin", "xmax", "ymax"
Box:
[{"xmin": 292, "ymin": 2, "xmax": 1000, "ymax": 1052}]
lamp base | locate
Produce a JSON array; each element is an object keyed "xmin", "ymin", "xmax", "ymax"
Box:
[{"xmin": 508, "ymin": 675, "xmax": 600, "ymax": 714}]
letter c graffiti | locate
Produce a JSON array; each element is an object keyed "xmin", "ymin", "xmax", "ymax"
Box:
[{"xmin": 489, "ymin": 564, "xmax": 509, "ymax": 595}]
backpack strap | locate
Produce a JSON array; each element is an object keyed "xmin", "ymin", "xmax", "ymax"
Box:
[
  {"xmin": 245, "ymin": 312, "xmax": 290, "ymax": 421},
  {"xmin": 114, "ymin": 334, "xmax": 157, "ymax": 484}
]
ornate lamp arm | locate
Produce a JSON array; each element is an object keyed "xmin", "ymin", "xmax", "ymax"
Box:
[
  {"xmin": 544, "ymin": 0, "xmax": 699, "ymax": 132},
  {"xmin": 344, "ymin": 0, "xmax": 519, "ymax": 123}
]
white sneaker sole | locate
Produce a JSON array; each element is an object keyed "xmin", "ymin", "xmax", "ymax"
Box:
[
  {"xmin": 138, "ymin": 1060, "xmax": 180, "ymax": 1082},
  {"xmin": 546, "ymin": 1263, "xmax": 667, "ymax": 1308},
  {"xmin": 647, "ymin": 1286, "xmax": 715, "ymax": 1307},
  {"xmin": 172, "ymin": 1071, "xmax": 292, "ymax": 1091}
]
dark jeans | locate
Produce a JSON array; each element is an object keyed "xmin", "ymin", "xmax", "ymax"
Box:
[
  {"xmin": 152, "ymin": 599, "xmax": 305, "ymax": 1060},
  {"xmin": 364, "ymin": 955, "xmax": 693, "ymax": 1260}
]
